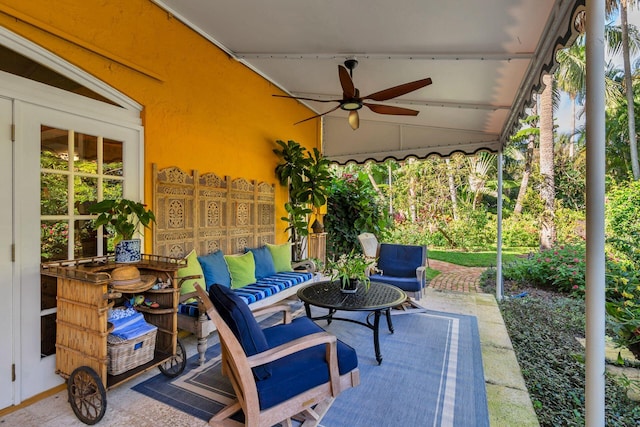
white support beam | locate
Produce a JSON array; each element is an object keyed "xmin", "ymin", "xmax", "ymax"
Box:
[
  {"xmin": 585, "ymin": 0, "xmax": 606, "ymax": 425},
  {"xmin": 496, "ymin": 151, "xmax": 503, "ymax": 301}
]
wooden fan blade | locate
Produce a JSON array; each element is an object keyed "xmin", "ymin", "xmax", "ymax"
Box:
[
  {"xmin": 364, "ymin": 103, "xmax": 420, "ymax": 116},
  {"xmin": 363, "ymin": 78, "xmax": 432, "ymax": 102},
  {"xmin": 273, "ymin": 94, "xmax": 341, "ymax": 103},
  {"xmin": 338, "ymin": 65, "xmax": 356, "ymax": 98},
  {"xmin": 294, "ymin": 104, "xmax": 341, "ymax": 125},
  {"xmin": 348, "ymin": 110, "xmax": 359, "ymax": 130}
]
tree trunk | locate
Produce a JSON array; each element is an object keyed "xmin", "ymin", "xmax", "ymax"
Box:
[
  {"xmin": 539, "ymin": 74, "xmax": 556, "ymax": 249},
  {"xmin": 570, "ymin": 94, "xmax": 576, "ymax": 158},
  {"xmin": 620, "ymin": 0, "xmax": 639, "ymax": 180},
  {"xmin": 514, "ymin": 133, "xmax": 535, "ymax": 215},
  {"xmin": 409, "ymin": 175, "xmax": 416, "ymax": 222},
  {"xmin": 388, "ymin": 163, "xmax": 393, "ymax": 215},
  {"xmin": 445, "ymin": 158, "xmax": 459, "ymax": 220},
  {"xmin": 407, "ymin": 158, "xmax": 416, "ymax": 221}
]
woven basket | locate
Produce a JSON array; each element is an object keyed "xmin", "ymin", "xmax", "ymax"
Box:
[{"xmin": 107, "ymin": 328, "xmax": 157, "ymax": 375}]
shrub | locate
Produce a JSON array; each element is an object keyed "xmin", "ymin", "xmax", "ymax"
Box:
[
  {"xmin": 502, "ymin": 213, "xmax": 538, "ymax": 247},
  {"xmin": 605, "ymin": 257, "xmax": 640, "ymax": 351},
  {"xmin": 325, "ymin": 172, "xmax": 390, "ymax": 257},
  {"xmin": 503, "ymin": 243, "xmax": 586, "ymax": 295},
  {"xmin": 555, "ymin": 206, "xmax": 586, "ymax": 244},
  {"xmin": 606, "ymin": 180, "xmax": 640, "ymax": 267}
]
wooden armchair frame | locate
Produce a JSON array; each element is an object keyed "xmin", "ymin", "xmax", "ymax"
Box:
[{"xmin": 194, "ymin": 283, "xmax": 360, "ymax": 427}]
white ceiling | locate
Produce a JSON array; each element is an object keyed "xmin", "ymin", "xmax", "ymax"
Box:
[{"xmin": 153, "ymin": 0, "xmax": 584, "ymax": 163}]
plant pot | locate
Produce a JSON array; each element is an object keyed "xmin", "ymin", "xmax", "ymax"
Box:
[
  {"xmin": 340, "ymin": 278, "xmax": 360, "ymax": 294},
  {"xmin": 115, "ymin": 239, "xmax": 141, "ymax": 263}
]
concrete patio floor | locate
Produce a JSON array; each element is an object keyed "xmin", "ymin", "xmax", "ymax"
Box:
[{"xmin": 0, "ymin": 274, "xmax": 539, "ymax": 426}]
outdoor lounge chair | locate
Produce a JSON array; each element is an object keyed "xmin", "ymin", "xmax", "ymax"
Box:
[
  {"xmin": 193, "ymin": 283, "xmax": 360, "ymax": 427},
  {"xmin": 358, "ymin": 233, "xmax": 429, "ymax": 312}
]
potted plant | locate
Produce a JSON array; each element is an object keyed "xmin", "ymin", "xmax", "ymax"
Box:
[
  {"xmin": 88, "ymin": 199, "xmax": 156, "ymax": 263},
  {"xmin": 274, "ymin": 139, "xmax": 331, "ymax": 261},
  {"xmin": 327, "ymin": 250, "xmax": 375, "ymax": 293}
]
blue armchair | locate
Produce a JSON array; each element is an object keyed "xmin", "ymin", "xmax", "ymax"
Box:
[
  {"xmin": 370, "ymin": 243, "xmax": 428, "ymax": 297},
  {"xmin": 194, "ymin": 283, "xmax": 360, "ymax": 427},
  {"xmin": 358, "ymin": 234, "xmax": 428, "ymax": 311}
]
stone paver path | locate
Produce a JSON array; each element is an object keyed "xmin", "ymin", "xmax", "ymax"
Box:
[{"xmin": 427, "ymin": 259, "xmax": 486, "ymax": 293}]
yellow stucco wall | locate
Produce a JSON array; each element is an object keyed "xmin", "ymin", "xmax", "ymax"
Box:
[{"xmin": 0, "ymin": 0, "xmax": 320, "ymax": 247}]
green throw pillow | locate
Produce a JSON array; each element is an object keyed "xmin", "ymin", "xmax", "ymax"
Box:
[
  {"xmin": 178, "ymin": 249, "xmax": 205, "ymax": 299},
  {"xmin": 224, "ymin": 252, "xmax": 257, "ymax": 289},
  {"xmin": 266, "ymin": 243, "xmax": 293, "ymax": 273}
]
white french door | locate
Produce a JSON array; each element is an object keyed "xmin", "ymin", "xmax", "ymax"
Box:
[
  {"xmin": 15, "ymin": 101, "xmax": 142, "ymax": 400},
  {"xmin": 0, "ymin": 97, "xmax": 14, "ymax": 409}
]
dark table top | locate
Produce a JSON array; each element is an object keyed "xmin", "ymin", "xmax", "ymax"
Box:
[{"xmin": 297, "ymin": 280, "xmax": 406, "ymax": 311}]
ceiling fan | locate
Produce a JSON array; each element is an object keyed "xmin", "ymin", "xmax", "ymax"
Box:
[{"xmin": 273, "ymin": 58, "xmax": 432, "ymax": 130}]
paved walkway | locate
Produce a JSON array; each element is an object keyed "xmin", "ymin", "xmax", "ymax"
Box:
[{"xmin": 427, "ymin": 259, "xmax": 486, "ymax": 293}]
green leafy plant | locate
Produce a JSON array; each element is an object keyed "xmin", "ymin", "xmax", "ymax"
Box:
[
  {"xmin": 327, "ymin": 250, "xmax": 374, "ymax": 290},
  {"xmin": 88, "ymin": 199, "xmax": 155, "ymax": 244},
  {"xmin": 273, "ymin": 139, "xmax": 331, "ymax": 260}
]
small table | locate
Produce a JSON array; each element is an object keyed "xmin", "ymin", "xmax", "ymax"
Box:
[{"xmin": 297, "ymin": 281, "xmax": 407, "ymax": 364}]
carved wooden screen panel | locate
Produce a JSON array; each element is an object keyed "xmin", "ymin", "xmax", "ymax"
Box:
[
  {"xmin": 153, "ymin": 165, "xmax": 275, "ymax": 257},
  {"xmin": 197, "ymin": 172, "xmax": 228, "ymax": 256},
  {"xmin": 152, "ymin": 165, "xmax": 196, "ymax": 259},
  {"xmin": 228, "ymin": 178, "xmax": 255, "ymax": 254},
  {"xmin": 256, "ymin": 182, "xmax": 276, "ymax": 247}
]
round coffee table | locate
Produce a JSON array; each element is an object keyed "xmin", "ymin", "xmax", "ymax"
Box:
[{"xmin": 297, "ymin": 280, "xmax": 406, "ymax": 364}]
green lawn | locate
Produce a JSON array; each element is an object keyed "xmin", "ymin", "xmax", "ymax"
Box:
[{"xmin": 428, "ymin": 247, "xmax": 533, "ymax": 267}]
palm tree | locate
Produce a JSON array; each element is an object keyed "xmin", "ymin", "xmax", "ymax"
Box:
[
  {"xmin": 467, "ymin": 152, "xmax": 497, "ymax": 210},
  {"xmin": 606, "ymin": 0, "xmax": 640, "ymax": 179},
  {"xmin": 511, "ymin": 106, "xmax": 539, "ymax": 215},
  {"xmin": 555, "ymin": 40, "xmax": 586, "ymax": 158},
  {"xmin": 539, "ymin": 73, "xmax": 556, "ymax": 249}
]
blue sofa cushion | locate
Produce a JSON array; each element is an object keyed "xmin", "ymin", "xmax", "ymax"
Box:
[
  {"xmin": 377, "ymin": 243, "xmax": 426, "ymax": 278},
  {"xmin": 198, "ymin": 250, "xmax": 232, "ymax": 289},
  {"xmin": 258, "ymin": 317, "xmax": 358, "ymax": 410},
  {"xmin": 208, "ymin": 284, "xmax": 271, "ymax": 380},
  {"xmin": 245, "ymin": 246, "xmax": 276, "ymax": 280}
]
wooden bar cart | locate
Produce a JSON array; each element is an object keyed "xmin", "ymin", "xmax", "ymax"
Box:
[{"xmin": 41, "ymin": 254, "xmax": 188, "ymax": 425}]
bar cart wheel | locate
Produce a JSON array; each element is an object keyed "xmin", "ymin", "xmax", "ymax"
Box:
[
  {"xmin": 67, "ymin": 366, "xmax": 107, "ymax": 425},
  {"xmin": 158, "ymin": 339, "xmax": 187, "ymax": 378}
]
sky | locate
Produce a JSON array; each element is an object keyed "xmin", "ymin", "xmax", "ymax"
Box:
[{"xmin": 555, "ymin": 7, "xmax": 640, "ymax": 136}]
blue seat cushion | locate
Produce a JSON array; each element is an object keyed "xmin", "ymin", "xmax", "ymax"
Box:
[
  {"xmin": 370, "ymin": 273, "xmax": 422, "ymax": 292},
  {"xmin": 179, "ymin": 271, "xmax": 314, "ymax": 318},
  {"xmin": 233, "ymin": 271, "xmax": 313, "ymax": 305},
  {"xmin": 257, "ymin": 317, "xmax": 358, "ymax": 410},
  {"xmin": 377, "ymin": 243, "xmax": 426, "ymax": 278},
  {"xmin": 208, "ymin": 284, "xmax": 271, "ymax": 380}
]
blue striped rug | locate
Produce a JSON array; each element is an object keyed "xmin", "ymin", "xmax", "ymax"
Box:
[{"xmin": 133, "ymin": 309, "xmax": 488, "ymax": 427}]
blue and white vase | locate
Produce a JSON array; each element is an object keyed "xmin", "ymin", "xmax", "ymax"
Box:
[{"xmin": 115, "ymin": 239, "xmax": 141, "ymax": 263}]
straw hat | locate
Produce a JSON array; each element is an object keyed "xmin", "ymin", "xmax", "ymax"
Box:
[{"xmin": 109, "ymin": 266, "xmax": 156, "ymax": 293}]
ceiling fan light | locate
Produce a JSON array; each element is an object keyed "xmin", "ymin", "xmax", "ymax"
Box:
[
  {"xmin": 341, "ymin": 101, "xmax": 362, "ymax": 111},
  {"xmin": 348, "ymin": 111, "xmax": 359, "ymax": 130}
]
